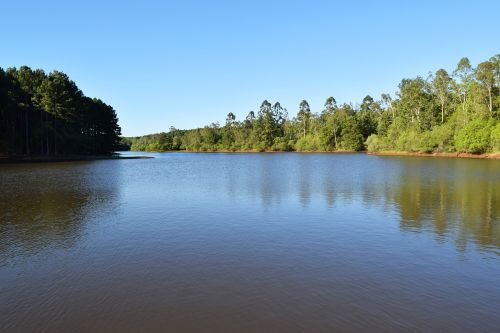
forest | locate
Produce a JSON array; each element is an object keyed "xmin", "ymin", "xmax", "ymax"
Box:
[
  {"xmin": 0, "ymin": 66, "xmax": 122, "ymax": 156},
  {"xmin": 127, "ymin": 55, "xmax": 500, "ymax": 154}
]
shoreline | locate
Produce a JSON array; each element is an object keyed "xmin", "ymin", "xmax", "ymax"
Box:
[
  {"xmin": 129, "ymin": 149, "xmax": 500, "ymax": 160},
  {"xmin": 2, "ymin": 151, "xmax": 499, "ymax": 163},
  {"xmin": 0, "ymin": 154, "xmax": 153, "ymax": 164},
  {"xmin": 368, "ymin": 151, "xmax": 500, "ymax": 160},
  {"xmin": 130, "ymin": 149, "xmax": 360, "ymax": 154}
]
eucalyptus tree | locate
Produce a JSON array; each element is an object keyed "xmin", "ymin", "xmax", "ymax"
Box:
[
  {"xmin": 357, "ymin": 95, "xmax": 378, "ymax": 139},
  {"xmin": 272, "ymin": 102, "xmax": 287, "ymax": 126},
  {"xmin": 226, "ymin": 112, "xmax": 236, "ymax": 126},
  {"xmin": 397, "ymin": 77, "xmax": 432, "ymax": 129},
  {"xmin": 222, "ymin": 112, "xmax": 236, "ymax": 147},
  {"xmin": 244, "ymin": 110, "xmax": 256, "ymax": 129},
  {"xmin": 381, "ymin": 93, "xmax": 395, "ymax": 119},
  {"xmin": 323, "ymin": 96, "xmax": 337, "ymax": 114},
  {"xmin": 476, "ymin": 60, "xmax": 496, "ymax": 114},
  {"xmin": 318, "ymin": 97, "xmax": 338, "ymax": 149},
  {"xmin": 491, "ymin": 54, "xmax": 500, "ymax": 87},
  {"xmin": 432, "ymin": 69, "xmax": 452, "ymax": 123},
  {"xmin": 297, "ymin": 99, "xmax": 311, "ymax": 138},
  {"xmin": 255, "ymin": 100, "xmax": 276, "ymax": 146},
  {"xmin": 360, "ymin": 95, "xmax": 375, "ymax": 112},
  {"xmin": 453, "ymin": 57, "xmax": 474, "ymax": 123},
  {"xmin": 321, "ymin": 96, "xmax": 339, "ymax": 149}
]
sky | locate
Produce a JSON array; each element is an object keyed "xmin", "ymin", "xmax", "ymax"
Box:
[{"xmin": 1, "ymin": 0, "xmax": 499, "ymax": 136}]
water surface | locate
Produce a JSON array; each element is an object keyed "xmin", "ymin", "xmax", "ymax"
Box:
[{"xmin": 1, "ymin": 153, "xmax": 499, "ymax": 332}]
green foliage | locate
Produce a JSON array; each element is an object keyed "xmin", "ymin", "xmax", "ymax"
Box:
[
  {"xmin": 455, "ymin": 118, "xmax": 497, "ymax": 154},
  {"xmin": 129, "ymin": 129, "xmax": 185, "ymax": 152},
  {"xmin": 126, "ymin": 54, "xmax": 500, "ymax": 155},
  {"xmin": 366, "ymin": 135, "xmax": 385, "ymax": 152},
  {"xmin": 340, "ymin": 116, "xmax": 364, "ymax": 151},
  {"xmin": 429, "ymin": 123, "xmax": 455, "ymax": 152},
  {"xmin": 491, "ymin": 123, "xmax": 500, "ymax": 152},
  {"xmin": 394, "ymin": 129, "xmax": 420, "ymax": 152},
  {"xmin": 271, "ymin": 137, "xmax": 293, "ymax": 151},
  {"xmin": 295, "ymin": 134, "xmax": 321, "ymax": 151},
  {"xmin": 0, "ymin": 66, "xmax": 121, "ymax": 155}
]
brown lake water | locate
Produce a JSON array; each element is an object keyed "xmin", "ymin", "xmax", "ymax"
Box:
[{"xmin": 0, "ymin": 152, "xmax": 499, "ymax": 332}]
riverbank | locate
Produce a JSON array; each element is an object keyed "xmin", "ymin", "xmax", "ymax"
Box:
[
  {"xmin": 125, "ymin": 149, "xmax": 500, "ymax": 160},
  {"xmin": 128, "ymin": 149, "xmax": 360, "ymax": 154},
  {"xmin": 0, "ymin": 154, "xmax": 153, "ymax": 164},
  {"xmin": 368, "ymin": 151, "xmax": 500, "ymax": 160}
]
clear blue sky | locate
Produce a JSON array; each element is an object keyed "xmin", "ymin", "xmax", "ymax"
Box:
[{"xmin": 1, "ymin": 0, "xmax": 499, "ymax": 136}]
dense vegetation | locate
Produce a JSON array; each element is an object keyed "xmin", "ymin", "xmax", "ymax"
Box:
[
  {"xmin": 0, "ymin": 66, "xmax": 121, "ymax": 156},
  {"xmin": 127, "ymin": 55, "xmax": 500, "ymax": 154}
]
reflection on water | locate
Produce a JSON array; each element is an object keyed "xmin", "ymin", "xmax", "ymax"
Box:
[
  {"xmin": 0, "ymin": 153, "xmax": 499, "ymax": 332},
  {"xmin": 388, "ymin": 158, "xmax": 500, "ymax": 252},
  {"xmin": 211, "ymin": 153, "xmax": 500, "ymax": 254},
  {"xmin": 0, "ymin": 161, "xmax": 120, "ymax": 262}
]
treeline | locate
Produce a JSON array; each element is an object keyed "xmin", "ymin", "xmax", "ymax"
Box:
[
  {"xmin": 0, "ymin": 66, "xmax": 121, "ymax": 156},
  {"xmin": 126, "ymin": 55, "xmax": 500, "ymax": 154}
]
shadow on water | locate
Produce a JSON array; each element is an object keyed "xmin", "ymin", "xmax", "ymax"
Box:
[{"xmin": 0, "ymin": 161, "xmax": 121, "ymax": 263}]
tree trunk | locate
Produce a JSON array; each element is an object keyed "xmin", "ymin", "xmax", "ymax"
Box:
[
  {"xmin": 462, "ymin": 94, "xmax": 467, "ymax": 125},
  {"xmin": 333, "ymin": 125, "xmax": 338, "ymax": 150},
  {"xmin": 46, "ymin": 113, "xmax": 50, "ymax": 155},
  {"xmin": 25, "ymin": 109, "xmax": 30, "ymax": 155},
  {"xmin": 488, "ymin": 87, "xmax": 492, "ymax": 114},
  {"xmin": 40, "ymin": 109, "xmax": 44, "ymax": 154},
  {"xmin": 54, "ymin": 117, "xmax": 57, "ymax": 155},
  {"xmin": 441, "ymin": 101, "xmax": 445, "ymax": 124}
]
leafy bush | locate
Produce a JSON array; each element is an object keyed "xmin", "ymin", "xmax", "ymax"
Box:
[
  {"xmin": 366, "ymin": 134, "xmax": 385, "ymax": 152},
  {"xmin": 295, "ymin": 135, "xmax": 321, "ymax": 151},
  {"xmin": 455, "ymin": 118, "xmax": 496, "ymax": 154},
  {"xmin": 430, "ymin": 124, "xmax": 455, "ymax": 152},
  {"xmin": 415, "ymin": 131, "xmax": 434, "ymax": 153},
  {"xmin": 271, "ymin": 137, "xmax": 293, "ymax": 151},
  {"xmin": 395, "ymin": 129, "xmax": 419, "ymax": 152},
  {"xmin": 491, "ymin": 122, "xmax": 500, "ymax": 152}
]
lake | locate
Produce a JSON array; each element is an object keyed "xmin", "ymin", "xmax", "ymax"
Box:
[{"xmin": 0, "ymin": 152, "xmax": 499, "ymax": 332}]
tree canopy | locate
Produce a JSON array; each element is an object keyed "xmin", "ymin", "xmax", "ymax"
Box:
[
  {"xmin": 0, "ymin": 66, "xmax": 121, "ymax": 155},
  {"xmin": 127, "ymin": 55, "xmax": 500, "ymax": 154}
]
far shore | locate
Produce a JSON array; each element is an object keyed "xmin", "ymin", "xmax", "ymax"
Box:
[
  {"xmin": 148, "ymin": 149, "xmax": 360, "ymax": 154},
  {"xmin": 0, "ymin": 154, "xmax": 153, "ymax": 164},
  {"xmin": 368, "ymin": 151, "xmax": 500, "ymax": 160},
  {"xmin": 128, "ymin": 149, "xmax": 500, "ymax": 160}
]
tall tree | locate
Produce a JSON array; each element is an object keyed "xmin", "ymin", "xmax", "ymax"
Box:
[
  {"xmin": 432, "ymin": 69, "xmax": 451, "ymax": 123},
  {"xmin": 324, "ymin": 96, "xmax": 337, "ymax": 114},
  {"xmin": 453, "ymin": 57, "xmax": 474, "ymax": 124},
  {"xmin": 225, "ymin": 112, "xmax": 236, "ymax": 126},
  {"xmin": 381, "ymin": 93, "xmax": 394, "ymax": 119},
  {"xmin": 398, "ymin": 77, "xmax": 433, "ymax": 130},
  {"xmin": 476, "ymin": 60, "xmax": 496, "ymax": 114},
  {"xmin": 320, "ymin": 97, "xmax": 339, "ymax": 149},
  {"xmin": 357, "ymin": 95, "xmax": 378, "ymax": 139},
  {"xmin": 297, "ymin": 99, "xmax": 311, "ymax": 138},
  {"xmin": 0, "ymin": 66, "xmax": 121, "ymax": 156}
]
